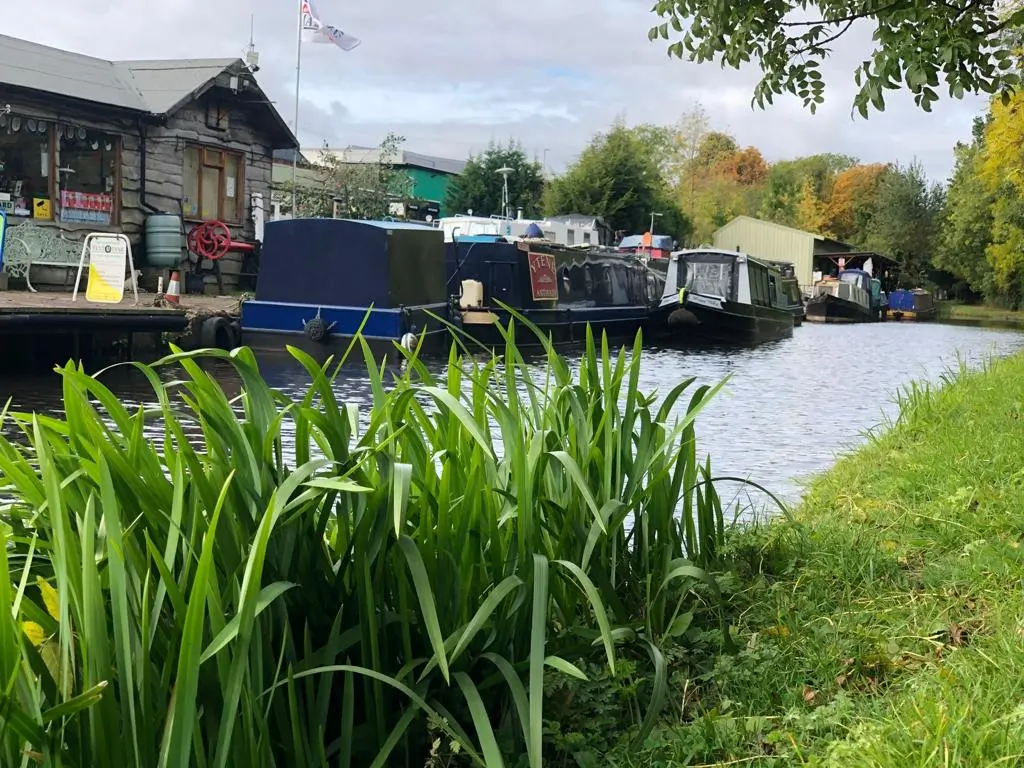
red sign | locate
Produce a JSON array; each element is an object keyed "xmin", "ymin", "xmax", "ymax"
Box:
[{"xmin": 528, "ymin": 252, "xmax": 558, "ymax": 300}]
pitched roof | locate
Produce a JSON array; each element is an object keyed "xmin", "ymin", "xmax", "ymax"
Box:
[
  {"xmin": 118, "ymin": 58, "xmax": 240, "ymax": 114},
  {"xmin": 0, "ymin": 35, "xmax": 296, "ymax": 147},
  {"xmin": 0, "ymin": 34, "xmax": 148, "ymax": 111}
]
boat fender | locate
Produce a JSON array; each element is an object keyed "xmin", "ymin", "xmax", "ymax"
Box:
[
  {"xmin": 228, "ymin": 320, "xmax": 241, "ymax": 349},
  {"xmin": 304, "ymin": 316, "xmax": 330, "ymax": 343},
  {"xmin": 400, "ymin": 331, "xmax": 418, "ymax": 352},
  {"xmin": 199, "ymin": 316, "xmax": 235, "ymax": 350}
]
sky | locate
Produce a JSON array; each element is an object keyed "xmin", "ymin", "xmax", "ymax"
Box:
[{"xmin": 3, "ymin": 0, "xmax": 990, "ymax": 182}]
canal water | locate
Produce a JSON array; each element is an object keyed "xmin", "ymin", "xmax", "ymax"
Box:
[{"xmin": 2, "ymin": 322, "xmax": 1022, "ymax": 511}]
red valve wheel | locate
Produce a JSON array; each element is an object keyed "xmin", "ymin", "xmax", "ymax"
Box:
[{"xmin": 188, "ymin": 220, "xmax": 232, "ymax": 261}]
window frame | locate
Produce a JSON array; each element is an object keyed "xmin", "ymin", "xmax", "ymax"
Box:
[
  {"xmin": 57, "ymin": 128, "xmax": 122, "ymax": 227},
  {"xmin": 183, "ymin": 143, "xmax": 245, "ymax": 224}
]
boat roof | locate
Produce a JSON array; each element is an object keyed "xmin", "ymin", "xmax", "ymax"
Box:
[{"xmin": 343, "ymin": 219, "xmax": 442, "ymax": 231}]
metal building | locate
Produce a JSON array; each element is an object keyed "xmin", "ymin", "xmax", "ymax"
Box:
[{"xmin": 712, "ymin": 215, "xmax": 852, "ymax": 291}]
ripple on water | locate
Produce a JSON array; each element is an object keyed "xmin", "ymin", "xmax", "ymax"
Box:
[{"xmin": 2, "ymin": 323, "xmax": 1022, "ymax": 513}]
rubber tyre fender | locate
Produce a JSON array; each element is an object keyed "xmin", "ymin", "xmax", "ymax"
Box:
[
  {"xmin": 228, "ymin": 320, "xmax": 242, "ymax": 349},
  {"xmin": 199, "ymin": 316, "xmax": 235, "ymax": 350}
]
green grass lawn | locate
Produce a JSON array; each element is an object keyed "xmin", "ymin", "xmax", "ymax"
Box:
[
  {"xmin": 936, "ymin": 301, "xmax": 1024, "ymax": 329},
  {"xmin": 618, "ymin": 355, "xmax": 1024, "ymax": 766}
]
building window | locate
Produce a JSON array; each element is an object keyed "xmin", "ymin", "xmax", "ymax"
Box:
[
  {"xmin": 183, "ymin": 145, "xmax": 243, "ymax": 223},
  {"xmin": 0, "ymin": 116, "xmax": 53, "ymax": 220},
  {"xmin": 58, "ymin": 126, "xmax": 119, "ymax": 225}
]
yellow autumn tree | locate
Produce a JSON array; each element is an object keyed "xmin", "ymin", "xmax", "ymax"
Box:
[
  {"xmin": 825, "ymin": 163, "xmax": 889, "ymax": 243},
  {"xmin": 792, "ymin": 177, "xmax": 832, "ymax": 236},
  {"xmin": 979, "ymin": 91, "xmax": 1024, "ymax": 297}
]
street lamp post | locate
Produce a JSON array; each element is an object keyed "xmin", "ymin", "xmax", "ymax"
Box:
[
  {"xmin": 496, "ymin": 166, "xmax": 514, "ymax": 220},
  {"xmin": 649, "ymin": 212, "xmax": 662, "ymax": 235}
]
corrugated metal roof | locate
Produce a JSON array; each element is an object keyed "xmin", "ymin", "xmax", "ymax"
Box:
[
  {"xmin": 0, "ymin": 34, "xmax": 148, "ymax": 111},
  {"xmin": 119, "ymin": 58, "xmax": 239, "ymax": 114},
  {"xmin": 1, "ymin": 36, "xmax": 242, "ymax": 117},
  {"xmin": 309, "ymin": 146, "xmax": 466, "ymax": 175}
]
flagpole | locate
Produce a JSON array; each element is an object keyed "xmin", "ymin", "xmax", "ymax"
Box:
[{"xmin": 291, "ymin": 0, "xmax": 303, "ymax": 217}]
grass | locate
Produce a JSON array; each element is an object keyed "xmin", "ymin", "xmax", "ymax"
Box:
[
  {"xmin": 936, "ymin": 300, "xmax": 1024, "ymax": 329},
  {"xmin": 0, "ymin": 320, "xmax": 746, "ymax": 766},
  {"xmin": 611, "ymin": 354, "xmax": 1024, "ymax": 765}
]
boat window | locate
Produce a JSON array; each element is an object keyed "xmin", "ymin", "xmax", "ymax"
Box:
[
  {"xmin": 768, "ymin": 275, "xmax": 778, "ymax": 306},
  {"xmin": 561, "ymin": 267, "xmax": 571, "ymax": 296},
  {"xmin": 686, "ymin": 261, "xmax": 732, "ymax": 298},
  {"xmin": 584, "ymin": 264, "xmax": 594, "ymax": 298}
]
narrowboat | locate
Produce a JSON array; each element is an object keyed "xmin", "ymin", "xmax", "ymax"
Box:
[
  {"xmin": 447, "ymin": 232, "xmax": 663, "ymax": 348},
  {"xmin": 763, "ymin": 260, "xmax": 805, "ymax": 326},
  {"xmin": 648, "ymin": 248, "xmax": 794, "ymax": 345},
  {"xmin": 240, "ymin": 218, "xmax": 450, "ymax": 358},
  {"xmin": 887, "ymin": 288, "xmax": 936, "ymax": 321},
  {"xmin": 805, "ymin": 269, "xmax": 884, "ymax": 323}
]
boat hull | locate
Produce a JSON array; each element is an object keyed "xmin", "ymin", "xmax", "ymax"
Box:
[
  {"xmin": 240, "ymin": 299, "xmax": 451, "ymax": 362},
  {"xmin": 650, "ymin": 295, "xmax": 793, "ymax": 345},
  {"xmin": 456, "ymin": 305, "xmax": 649, "ymax": 349},
  {"xmin": 888, "ymin": 305, "xmax": 937, "ymax": 319},
  {"xmin": 805, "ymin": 294, "xmax": 873, "ymax": 323}
]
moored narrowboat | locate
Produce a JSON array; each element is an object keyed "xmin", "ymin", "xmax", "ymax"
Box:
[
  {"xmin": 805, "ymin": 269, "xmax": 884, "ymax": 323},
  {"xmin": 240, "ymin": 218, "xmax": 450, "ymax": 358},
  {"xmin": 648, "ymin": 248, "xmax": 794, "ymax": 345},
  {"xmin": 447, "ymin": 233, "xmax": 663, "ymax": 348},
  {"xmin": 887, "ymin": 288, "xmax": 936, "ymax": 321}
]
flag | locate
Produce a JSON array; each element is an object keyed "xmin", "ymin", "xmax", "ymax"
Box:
[
  {"xmin": 313, "ymin": 24, "xmax": 361, "ymax": 51},
  {"xmin": 300, "ymin": 0, "xmax": 322, "ymax": 43},
  {"xmin": 300, "ymin": 0, "xmax": 360, "ymax": 50}
]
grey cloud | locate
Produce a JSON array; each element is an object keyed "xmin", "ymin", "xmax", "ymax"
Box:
[{"xmin": 6, "ymin": 0, "xmax": 986, "ymax": 182}]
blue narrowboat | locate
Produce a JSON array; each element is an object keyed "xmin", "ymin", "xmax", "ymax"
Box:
[
  {"xmin": 886, "ymin": 288, "xmax": 936, "ymax": 321},
  {"xmin": 240, "ymin": 218, "xmax": 450, "ymax": 357},
  {"xmin": 446, "ymin": 233, "xmax": 664, "ymax": 348}
]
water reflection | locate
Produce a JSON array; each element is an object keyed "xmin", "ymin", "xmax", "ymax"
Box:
[{"xmin": 2, "ymin": 322, "xmax": 1022, "ymax": 509}]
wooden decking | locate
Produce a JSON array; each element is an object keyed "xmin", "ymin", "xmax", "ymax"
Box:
[{"xmin": 0, "ymin": 290, "xmax": 240, "ymax": 316}]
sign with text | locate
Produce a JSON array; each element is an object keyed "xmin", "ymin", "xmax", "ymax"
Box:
[
  {"xmin": 85, "ymin": 236, "xmax": 127, "ymax": 303},
  {"xmin": 527, "ymin": 252, "xmax": 557, "ymax": 301},
  {"xmin": 72, "ymin": 233, "xmax": 138, "ymax": 305}
]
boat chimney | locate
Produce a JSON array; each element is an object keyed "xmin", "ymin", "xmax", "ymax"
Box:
[{"xmin": 516, "ymin": 207, "xmax": 523, "ymax": 220}]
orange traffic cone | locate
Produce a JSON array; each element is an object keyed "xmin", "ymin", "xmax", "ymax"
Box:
[{"xmin": 165, "ymin": 271, "xmax": 181, "ymax": 305}]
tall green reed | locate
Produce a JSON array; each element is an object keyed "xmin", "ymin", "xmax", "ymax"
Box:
[{"xmin": 0, "ymin": 321, "xmax": 733, "ymax": 766}]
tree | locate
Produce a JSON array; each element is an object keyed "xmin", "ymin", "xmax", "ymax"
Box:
[
  {"xmin": 543, "ymin": 121, "xmax": 691, "ymax": 242},
  {"xmin": 861, "ymin": 161, "xmax": 945, "ymax": 286},
  {"xmin": 976, "ymin": 90, "xmax": 1024, "ymax": 303},
  {"xmin": 648, "ymin": 0, "xmax": 1023, "ymax": 117},
  {"xmin": 444, "ymin": 141, "xmax": 545, "ymax": 218},
  {"xmin": 825, "ymin": 163, "xmax": 889, "ymax": 244},
  {"xmin": 713, "ymin": 146, "xmax": 769, "ymax": 187},
  {"xmin": 289, "ymin": 133, "xmax": 414, "ymax": 219},
  {"xmin": 759, "ymin": 154, "xmax": 855, "ymax": 227},
  {"xmin": 934, "ymin": 135, "xmax": 996, "ymax": 300},
  {"xmin": 792, "ymin": 178, "xmax": 831, "ymax": 236}
]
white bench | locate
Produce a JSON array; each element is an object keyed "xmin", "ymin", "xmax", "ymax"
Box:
[{"xmin": 2, "ymin": 220, "xmax": 87, "ymax": 292}]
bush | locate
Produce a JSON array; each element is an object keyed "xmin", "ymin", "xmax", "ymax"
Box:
[{"xmin": 0, "ymin": 323, "xmax": 732, "ymax": 766}]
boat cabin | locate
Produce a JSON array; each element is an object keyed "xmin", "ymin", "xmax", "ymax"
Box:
[
  {"xmin": 660, "ymin": 248, "xmax": 790, "ymax": 312},
  {"xmin": 240, "ymin": 218, "xmax": 448, "ymax": 348},
  {"xmin": 447, "ymin": 236, "xmax": 659, "ymax": 312},
  {"xmin": 439, "ymin": 214, "xmax": 605, "ymax": 247}
]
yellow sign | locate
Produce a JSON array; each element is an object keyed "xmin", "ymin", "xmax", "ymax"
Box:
[
  {"xmin": 32, "ymin": 198, "xmax": 51, "ymax": 219},
  {"xmin": 85, "ymin": 236, "xmax": 127, "ymax": 303}
]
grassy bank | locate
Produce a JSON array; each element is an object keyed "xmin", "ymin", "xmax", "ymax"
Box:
[
  {"xmin": 620, "ymin": 355, "xmax": 1024, "ymax": 765},
  {"xmin": 936, "ymin": 300, "xmax": 1024, "ymax": 329}
]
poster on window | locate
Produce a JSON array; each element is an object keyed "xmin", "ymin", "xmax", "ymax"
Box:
[{"xmin": 60, "ymin": 191, "xmax": 113, "ymax": 225}]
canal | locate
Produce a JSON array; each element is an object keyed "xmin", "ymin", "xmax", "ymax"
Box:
[{"xmin": 2, "ymin": 322, "xmax": 1022, "ymax": 510}]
